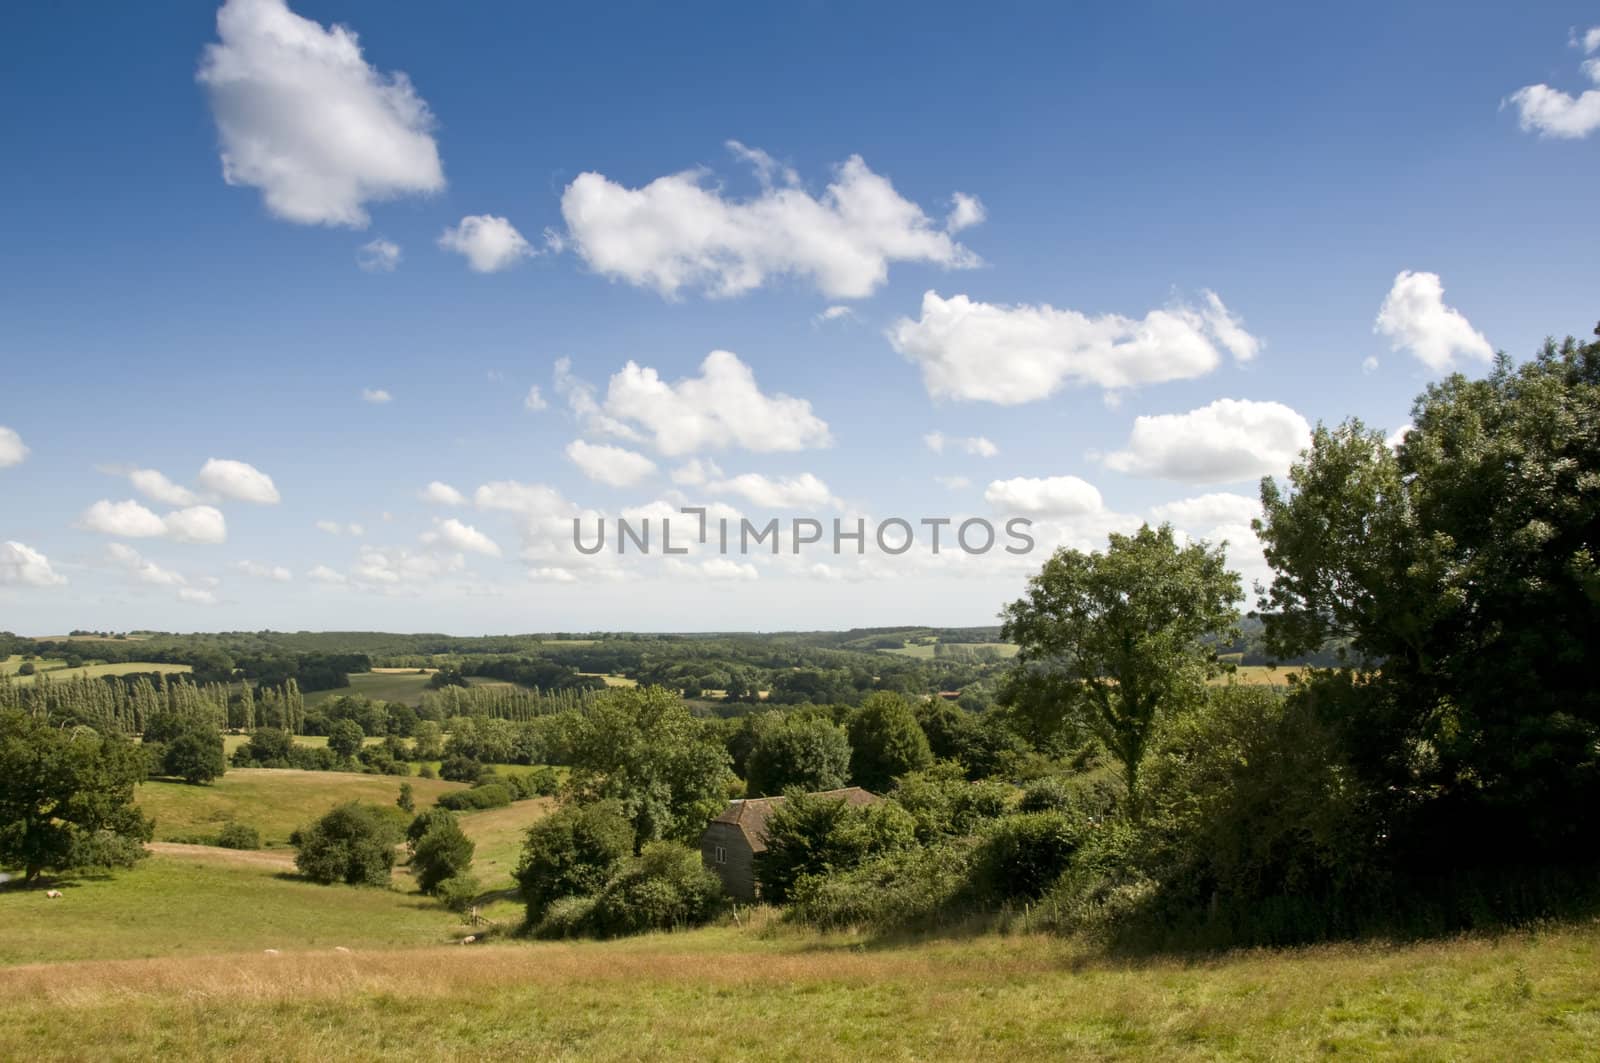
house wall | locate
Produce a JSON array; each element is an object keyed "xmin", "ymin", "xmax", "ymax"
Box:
[{"xmin": 700, "ymin": 822, "xmax": 757, "ymax": 901}]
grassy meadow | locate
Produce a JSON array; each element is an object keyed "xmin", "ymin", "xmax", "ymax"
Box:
[
  {"xmin": 454, "ymin": 796, "xmax": 556, "ymax": 889},
  {"xmin": 304, "ymin": 670, "xmax": 516, "ymax": 707},
  {"xmin": 1, "ymin": 656, "xmax": 192, "ymax": 685}
]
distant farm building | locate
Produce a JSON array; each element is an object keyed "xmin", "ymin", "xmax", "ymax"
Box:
[{"xmin": 700, "ymin": 787, "xmax": 880, "ymax": 901}]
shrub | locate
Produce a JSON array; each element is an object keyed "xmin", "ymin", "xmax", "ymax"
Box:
[
  {"xmin": 971, "ymin": 812, "xmax": 1082, "ymax": 902},
  {"xmin": 892, "ymin": 763, "xmax": 1013, "ymax": 842},
  {"xmin": 439, "ymin": 754, "xmax": 484, "ymax": 784},
  {"xmin": 1018, "ymin": 775, "xmax": 1075, "ymax": 814},
  {"xmin": 436, "ymin": 783, "xmax": 511, "ymax": 811},
  {"xmin": 292, "ymin": 802, "xmax": 401, "ymax": 886},
  {"xmin": 233, "ymin": 727, "xmax": 293, "ymax": 767},
  {"xmin": 216, "ymin": 822, "xmax": 261, "ymax": 850},
  {"xmin": 756, "ymin": 791, "xmax": 917, "ymax": 904},
  {"xmin": 161, "ymin": 721, "xmax": 226, "ymax": 785},
  {"xmin": 581, "ymin": 842, "xmax": 727, "ymax": 937},
  {"xmin": 418, "ymin": 763, "xmax": 438, "ymax": 779},
  {"xmin": 847, "ymin": 692, "xmax": 933, "ymax": 791},
  {"xmin": 412, "ymin": 817, "xmax": 476, "ymax": 894},
  {"xmin": 516, "ymin": 799, "xmax": 633, "ymax": 922},
  {"xmin": 327, "ymin": 719, "xmax": 365, "ymax": 760},
  {"xmin": 406, "ymin": 807, "xmax": 457, "ymax": 852},
  {"xmin": 396, "ymin": 782, "xmax": 415, "ymax": 814},
  {"xmin": 532, "ymin": 894, "xmax": 599, "ymax": 939},
  {"xmin": 745, "ymin": 715, "xmax": 851, "ymax": 796},
  {"xmin": 790, "ymin": 843, "xmax": 974, "ymax": 931},
  {"xmin": 435, "ymin": 873, "xmax": 481, "ymax": 915},
  {"xmin": 528, "ymin": 766, "xmax": 561, "ymax": 796}
]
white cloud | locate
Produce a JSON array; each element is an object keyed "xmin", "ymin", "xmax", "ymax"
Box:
[
  {"xmin": 670, "ymin": 558, "xmax": 759, "ymax": 582},
  {"xmin": 1374, "ymin": 271, "xmax": 1493, "ymax": 373},
  {"xmin": 984, "ymin": 475, "xmax": 1104, "ymax": 516},
  {"xmin": 107, "ymin": 543, "xmax": 187, "ymax": 586},
  {"xmin": 1149, "ymin": 491, "xmax": 1262, "ymax": 529},
  {"xmin": 558, "ymin": 143, "xmax": 980, "ymax": 299},
  {"xmin": 234, "ymin": 559, "xmax": 293, "ymax": 582},
  {"xmin": 598, "ymin": 350, "xmax": 832, "ymax": 455},
  {"xmin": 197, "ymin": 0, "xmax": 445, "ymax": 226},
  {"xmin": 705, "ymin": 472, "xmax": 837, "ymax": 509},
  {"xmin": 351, "ymin": 544, "xmax": 464, "ymax": 587},
  {"xmin": 438, "ymin": 215, "xmax": 534, "ymax": 272},
  {"xmin": 935, "ymin": 475, "xmax": 972, "ymax": 490},
  {"xmin": 197, "ymin": 458, "xmax": 281, "ymax": 504},
  {"xmin": 0, "ymin": 427, "xmax": 27, "ymax": 468},
  {"xmin": 79, "ymin": 500, "xmax": 228, "ymax": 544},
  {"xmin": 422, "ymin": 518, "xmax": 502, "ymax": 558},
  {"xmin": 315, "ymin": 520, "xmax": 364, "ymax": 536},
  {"xmin": 524, "ymin": 385, "xmax": 548, "ymax": 411},
  {"xmin": 890, "ymin": 289, "xmax": 1261, "ymax": 404},
  {"xmin": 1507, "ymin": 28, "xmax": 1600, "ymax": 139},
  {"xmin": 308, "ymin": 564, "xmax": 347, "ymax": 584},
  {"xmin": 1103, "ymin": 399, "xmax": 1311, "ymax": 485},
  {"xmin": 0, "ymin": 541, "xmax": 65, "ymax": 587},
  {"xmin": 178, "ymin": 587, "xmax": 218, "ymax": 606},
  {"xmin": 670, "ymin": 458, "xmax": 723, "ymax": 486},
  {"xmin": 361, "ymin": 387, "xmax": 393, "ymax": 404},
  {"xmin": 1386, "ymin": 423, "xmax": 1413, "ymax": 450},
  {"xmin": 420, "ymin": 481, "xmax": 466, "ymax": 506},
  {"xmin": 127, "ymin": 468, "xmax": 199, "ymax": 506},
  {"xmin": 566, "ymin": 440, "xmax": 658, "ymax": 487},
  {"xmin": 1362, "ymin": 355, "xmax": 1380, "ymax": 375},
  {"xmin": 528, "ymin": 566, "xmax": 579, "ymax": 583},
  {"xmin": 474, "ymin": 480, "xmax": 569, "ymax": 516},
  {"xmin": 945, "ymin": 192, "xmax": 987, "ymax": 232},
  {"xmin": 816, "ymin": 305, "xmax": 855, "ymax": 324},
  {"xmin": 923, "ymin": 431, "xmax": 997, "ymax": 457},
  {"xmin": 357, "ymin": 238, "xmax": 401, "ymax": 272}
]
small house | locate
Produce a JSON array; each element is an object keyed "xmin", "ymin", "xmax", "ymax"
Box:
[{"xmin": 700, "ymin": 786, "xmax": 880, "ymax": 901}]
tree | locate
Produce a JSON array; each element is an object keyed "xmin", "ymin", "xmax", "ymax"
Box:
[
  {"xmin": 161, "ymin": 720, "xmax": 225, "ymax": 785},
  {"xmin": 745, "ymin": 715, "xmax": 851, "ymax": 796},
  {"xmin": 412, "ymin": 720, "xmax": 444, "ymax": 761},
  {"xmin": 846, "ymin": 692, "xmax": 933, "ymax": 792},
  {"xmin": 327, "ymin": 718, "xmax": 364, "ymax": 760},
  {"xmin": 515, "ymin": 799, "xmax": 633, "ymax": 921},
  {"xmin": 756, "ymin": 791, "xmax": 916, "ymax": 904},
  {"xmin": 411, "ymin": 816, "xmax": 476, "ymax": 894},
  {"xmin": 1001, "ymin": 523, "xmax": 1242, "ymax": 817},
  {"xmin": 0, "ymin": 711, "xmax": 153, "ymax": 882},
  {"xmin": 292, "ymin": 802, "xmax": 400, "ymax": 886},
  {"xmin": 565, "ymin": 687, "xmax": 734, "ymax": 849},
  {"xmin": 396, "ymin": 782, "xmax": 415, "ymax": 814}
]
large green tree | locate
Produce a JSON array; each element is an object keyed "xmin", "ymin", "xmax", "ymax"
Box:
[
  {"xmin": 564, "ymin": 687, "xmax": 734, "ymax": 849},
  {"xmin": 0, "ymin": 711, "xmax": 153, "ymax": 882},
  {"xmin": 846, "ymin": 692, "xmax": 933, "ymax": 792},
  {"xmin": 1002, "ymin": 523, "xmax": 1242, "ymax": 816},
  {"xmin": 745, "ymin": 714, "xmax": 851, "ymax": 796}
]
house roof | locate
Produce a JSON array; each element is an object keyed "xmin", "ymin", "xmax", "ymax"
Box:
[{"xmin": 707, "ymin": 787, "xmax": 880, "ymax": 853}]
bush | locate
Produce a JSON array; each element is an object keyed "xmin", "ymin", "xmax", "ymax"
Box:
[
  {"xmin": 790, "ymin": 843, "xmax": 974, "ymax": 931},
  {"xmin": 216, "ymin": 822, "xmax": 261, "ymax": 850},
  {"xmin": 412, "ymin": 816, "xmax": 476, "ymax": 894},
  {"xmin": 233, "ymin": 727, "xmax": 292, "ymax": 767},
  {"xmin": 892, "ymin": 763, "xmax": 1013, "ymax": 842},
  {"xmin": 756, "ymin": 791, "xmax": 917, "ymax": 904},
  {"xmin": 396, "ymin": 782, "xmax": 415, "ymax": 814},
  {"xmin": 745, "ymin": 715, "xmax": 851, "ymax": 796},
  {"xmin": 436, "ymin": 783, "xmax": 511, "ymax": 811},
  {"xmin": 847, "ymin": 692, "xmax": 933, "ymax": 791},
  {"xmin": 1017, "ymin": 775, "xmax": 1075, "ymax": 814},
  {"xmin": 971, "ymin": 812, "xmax": 1082, "ymax": 902},
  {"xmin": 292, "ymin": 802, "xmax": 401, "ymax": 886},
  {"xmin": 418, "ymin": 763, "xmax": 438, "ymax": 780},
  {"xmin": 162, "ymin": 721, "xmax": 226, "ymax": 785},
  {"xmin": 439, "ymin": 754, "xmax": 484, "ymax": 783},
  {"xmin": 435, "ymin": 873, "xmax": 481, "ymax": 915},
  {"xmin": 406, "ymin": 807, "xmax": 457, "ymax": 851},
  {"xmin": 327, "ymin": 719, "xmax": 365, "ymax": 760},
  {"xmin": 516, "ymin": 800, "xmax": 633, "ymax": 922},
  {"xmin": 532, "ymin": 894, "xmax": 599, "ymax": 938},
  {"xmin": 581, "ymin": 842, "xmax": 727, "ymax": 937},
  {"xmin": 528, "ymin": 765, "xmax": 561, "ymax": 796}
]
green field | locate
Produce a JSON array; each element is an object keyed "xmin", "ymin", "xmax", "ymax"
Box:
[
  {"xmin": 881, "ymin": 641, "xmax": 1020, "ymax": 659},
  {"xmin": 136, "ymin": 769, "xmax": 465, "ymax": 847},
  {"xmin": 455, "ymin": 796, "xmax": 556, "ymax": 890},
  {"xmin": 305, "ymin": 671, "xmax": 516, "ymax": 708},
  {"xmin": 2, "ymin": 658, "xmax": 192, "ymax": 685}
]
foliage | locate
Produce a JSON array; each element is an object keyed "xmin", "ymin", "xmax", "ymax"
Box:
[
  {"xmin": 788, "ymin": 842, "xmax": 975, "ymax": 931},
  {"xmin": 0, "ymin": 711, "xmax": 153, "ymax": 881},
  {"xmin": 435, "ymin": 783, "xmax": 512, "ymax": 811},
  {"xmin": 160, "ymin": 720, "xmax": 226, "ymax": 785},
  {"xmin": 1002, "ymin": 523, "xmax": 1242, "ymax": 815},
  {"xmin": 291, "ymin": 802, "xmax": 401, "ymax": 887},
  {"xmin": 326, "ymin": 719, "xmax": 365, "ymax": 760},
  {"xmin": 434, "ymin": 872, "xmax": 481, "ymax": 915},
  {"xmin": 564, "ymin": 687, "xmax": 734, "ymax": 848},
  {"xmin": 744, "ymin": 714, "xmax": 851, "ymax": 796},
  {"xmin": 438, "ymin": 754, "xmax": 484, "ymax": 784},
  {"xmin": 411, "ymin": 816, "xmax": 476, "ymax": 894},
  {"xmin": 756, "ymin": 791, "xmax": 917, "ymax": 904},
  {"xmin": 566, "ymin": 841, "xmax": 727, "ymax": 938},
  {"xmin": 970, "ymin": 812, "xmax": 1082, "ymax": 902},
  {"xmin": 516, "ymin": 799, "xmax": 633, "ymax": 922},
  {"xmin": 215, "ymin": 822, "xmax": 261, "ymax": 850},
  {"xmin": 846, "ymin": 692, "xmax": 934, "ymax": 791},
  {"xmin": 396, "ymin": 782, "xmax": 415, "ymax": 813},
  {"xmin": 891, "ymin": 761, "xmax": 1013, "ymax": 842}
]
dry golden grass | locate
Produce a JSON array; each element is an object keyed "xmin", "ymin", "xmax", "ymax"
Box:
[{"xmin": 1, "ymin": 918, "xmax": 1596, "ymax": 1060}]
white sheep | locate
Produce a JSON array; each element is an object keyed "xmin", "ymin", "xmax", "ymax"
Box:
[{"xmin": 44, "ymin": 890, "xmax": 62, "ymax": 899}]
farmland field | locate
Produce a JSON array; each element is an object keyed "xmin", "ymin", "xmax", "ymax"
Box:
[
  {"xmin": 456, "ymin": 796, "xmax": 556, "ymax": 889},
  {"xmin": 136, "ymin": 769, "xmax": 465, "ymax": 847},
  {"xmin": 304, "ymin": 671, "xmax": 515, "ymax": 708},
  {"xmin": 3, "ymin": 659, "xmax": 191, "ymax": 685},
  {"xmin": 881, "ymin": 641, "xmax": 1020, "ymax": 659}
]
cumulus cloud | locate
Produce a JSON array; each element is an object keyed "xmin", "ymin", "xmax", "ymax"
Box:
[
  {"xmin": 351, "ymin": 544, "xmax": 465, "ymax": 587},
  {"xmin": 357, "ymin": 238, "xmax": 401, "ymax": 271},
  {"xmin": 816, "ymin": 305, "xmax": 855, "ymax": 324},
  {"xmin": 524, "ymin": 385, "xmax": 548, "ymax": 411},
  {"xmin": 197, "ymin": 0, "xmax": 445, "ymax": 226},
  {"xmin": 234, "ymin": 559, "xmax": 293, "ymax": 581},
  {"xmin": 558, "ymin": 142, "xmax": 980, "ymax": 299},
  {"xmin": 107, "ymin": 543, "xmax": 187, "ymax": 586},
  {"xmin": 1149, "ymin": 491, "xmax": 1262, "ymax": 529},
  {"xmin": 670, "ymin": 458, "xmax": 724, "ymax": 486},
  {"xmin": 422, "ymin": 518, "xmax": 502, "ymax": 557},
  {"xmin": 566, "ymin": 440, "xmax": 658, "ymax": 487},
  {"xmin": 474, "ymin": 480, "xmax": 570, "ymax": 516},
  {"xmin": 1374, "ymin": 271, "xmax": 1493, "ymax": 373},
  {"xmin": 1362, "ymin": 356, "xmax": 1380, "ymax": 375},
  {"xmin": 0, "ymin": 541, "xmax": 65, "ymax": 587},
  {"xmin": 0, "ymin": 427, "xmax": 27, "ymax": 468},
  {"xmin": 308, "ymin": 564, "xmax": 347, "ymax": 584},
  {"xmin": 984, "ymin": 475, "xmax": 1104, "ymax": 516},
  {"xmin": 945, "ymin": 192, "xmax": 987, "ymax": 232},
  {"xmin": 705, "ymin": 472, "xmax": 837, "ymax": 509},
  {"xmin": 595, "ymin": 350, "xmax": 831, "ymax": 455},
  {"xmin": 1102, "ymin": 399, "xmax": 1311, "ymax": 485},
  {"xmin": 120, "ymin": 467, "xmax": 199, "ymax": 506},
  {"xmin": 668, "ymin": 557, "xmax": 759, "ymax": 582},
  {"xmin": 923, "ymin": 431, "xmax": 997, "ymax": 457},
  {"xmin": 315, "ymin": 520, "xmax": 364, "ymax": 536},
  {"xmin": 419, "ymin": 481, "xmax": 466, "ymax": 506},
  {"xmin": 438, "ymin": 215, "xmax": 535, "ymax": 272},
  {"xmin": 197, "ymin": 458, "xmax": 281, "ymax": 504},
  {"xmin": 1507, "ymin": 27, "xmax": 1600, "ymax": 139},
  {"xmin": 935, "ymin": 475, "xmax": 972, "ymax": 490},
  {"xmin": 890, "ymin": 289, "xmax": 1261, "ymax": 404},
  {"xmin": 178, "ymin": 587, "xmax": 219, "ymax": 606},
  {"xmin": 79, "ymin": 500, "xmax": 228, "ymax": 544},
  {"xmin": 361, "ymin": 387, "xmax": 393, "ymax": 404}
]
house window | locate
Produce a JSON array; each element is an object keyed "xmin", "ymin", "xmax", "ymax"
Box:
[{"xmin": 714, "ymin": 846, "xmax": 727, "ymax": 864}]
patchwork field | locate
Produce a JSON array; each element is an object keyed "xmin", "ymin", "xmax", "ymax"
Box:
[
  {"xmin": 881, "ymin": 641, "xmax": 1020, "ymax": 659},
  {"xmin": 305, "ymin": 671, "xmax": 516, "ymax": 707},
  {"xmin": 136, "ymin": 769, "xmax": 465, "ymax": 847},
  {"xmin": 2, "ymin": 658, "xmax": 192, "ymax": 685}
]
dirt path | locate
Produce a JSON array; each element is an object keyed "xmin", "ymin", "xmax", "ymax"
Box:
[{"xmin": 145, "ymin": 842, "xmax": 297, "ymax": 871}]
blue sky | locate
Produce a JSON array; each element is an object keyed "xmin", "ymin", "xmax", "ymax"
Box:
[{"xmin": 1, "ymin": 0, "xmax": 1597, "ymax": 634}]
